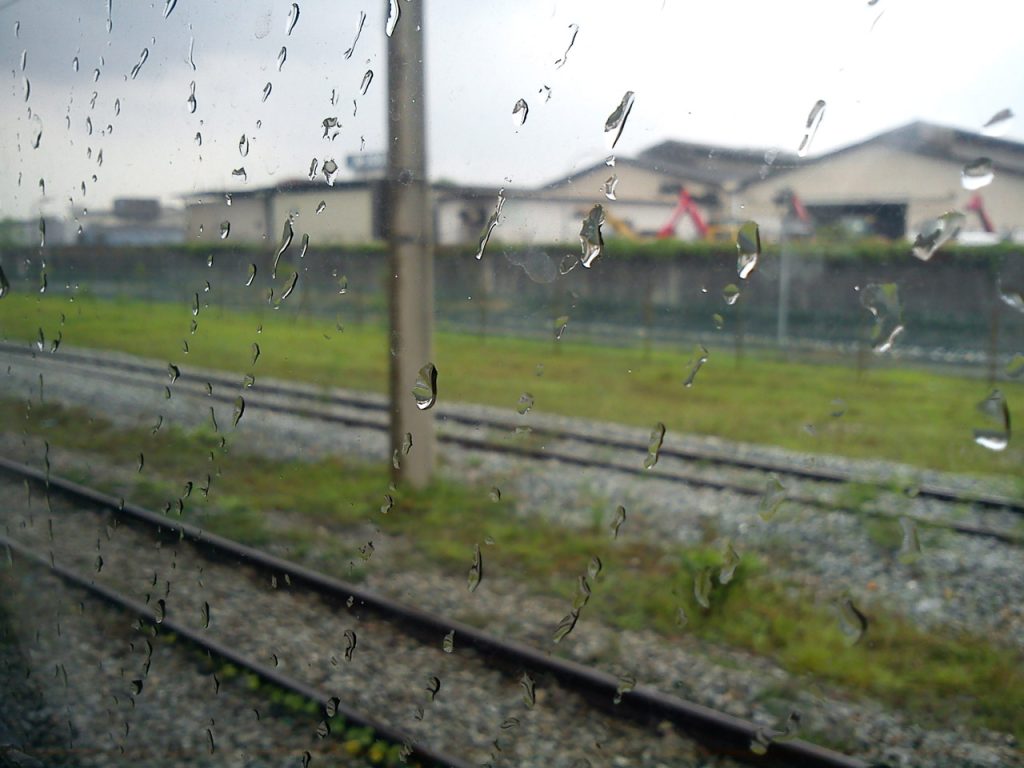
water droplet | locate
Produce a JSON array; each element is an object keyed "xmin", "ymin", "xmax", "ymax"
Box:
[
  {"xmin": 279, "ymin": 271, "xmax": 298, "ymax": 302},
  {"xmin": 554, "ymin": 314, "xmax": 569, "ymax": 339},
  {"xmin": 360, "ymin": 69, "xmax": 373, "ymax": 95},
  {"xmin": 38, "ymin": 217, "xmax": 45, "ymax": 248},
  {"xmin": 644, "ymin": 423, "xmax": 665, "ymax": 469},
  {"xmin": 231, "ymin": 396, "xmax": 245, "ymax": 428},
  {"xmin": 683, "ymin": 344, "xmax": 708, "ymax": 388},
  {"xmin": 693, "ymin": 566, "xmax": 713, "ymax": 609},
  {"xmin": 155, "ymin": 598, "xmax": 165, "ymax": 623},
  {"xmin": 316, "ymin": 200, "xmax": 326, "ymax": 214},
  {"xmin": 137, "ymin": 453, "xmax": 145, "ymax": 472},
  {"xmin": 162, "ymin": 0, "xmax": 177, "ymax": 18},
  {"xmin": 797, "ymin": 99, "xmax": 825, "ymax": 157},
  {"xmin": 999, "ymin": 276, "xmax": 1024, "ymax": 314},
  {"xmin": 425, "ymin": 676, "xmax": 440, "ymax": 700},
  {"xmin": 277, "ymin": 46, "xmax": 287, "ymax": 71},
  {"xmin": 72, "ymin": 56, "xmax": 79, "ymax": 72},
  {"xmin": 736, "ymin": 221, "xmax": 761, "ymax": 279},
  {"xmin": 860, "ymin": 282, "xmax": 904, "ymax": 353},
  {"xmin": 676, "ymin": 606, "xmax": 688, "ymax": 627},
  {"xmin": 837, "ymin": 596, "xmax": 868, "ymax": 645},
  {"xmin": 245, "ymin": 264, "xmax": 257, "ymax": 287},
  {"xmin": 465, "ymin": 544, "xmax": 485, "ymax": 592},
  {"xmin": 613, "ymin": 673, "xmax": 635, "ymax": 705},
  {"xmin": 554, "ymin": 23, "xmax": 579, "ymax": 68},
  {"xmin": 231, "ymin": 167, "xmax": 247, "ymax": 182},
  {"xmin": 401, "ymin": 432, "xmax": 413, "ymax": 454},
  {"xmin": 130, "ymin": 48, "xmax": 149, "ymax": 80},
  {"xmin": 385, "ymin": 0, "xmax": 400, "ymax": 37},
  {"xmin": 286, "ymin": 2, "xmax": 300, "ymax": 35},
  {"xmin": 167, "ymin": 363, "xmax": 181, "ymax": 383},
  {"xmin": 898, "ymin": 517, "xmax": 922, "ymax": 564},
  {"xmin": 587, "ymin": 556, "xmax": 602, "ymax": 580},
  {"xmin": 345, "ymin": 11, "xmax": 366, "ymax": 59},
  {"xmin": 251, "ymin": 343, "xmax": 260, "ymax": 366},
  {"xmin": 553, "ymin": 608, "xmax": 580, "ymax": 643},
  {"xmin": 604, "ymin": 91, "xmax": 635, "ymax": 150},
  {"xmin": 475, "ymin": 189, "xmax": 506, "ymax": 260},
  {"xmin": 610, "ymin": 505, "xmax": 626, "ymax": 538},
  {"xmin": 602, "ymin": 175, "xmax": 618, "ymax": 200},
  {"xmin": 719, "ymin": 540, "xmax": 740, "ymax": 584},
  {"xmin": 22, "ymin": 76, "xmax": 30, "ymax": 102},
  {"xmin": 961, "ymin": 157, "xmax": 994, "ymax": 190},
  {"xmin": 322, "ymin": 159, "xmax": 339, "ymax": 185},
  {"xmin": 412, "ymin": 363, "xmax": 438, "ymax": 410},
  {"xmin": 722, "ymin": 283, "xmax": 740, "ymax": 305},
  {"xmin": 343, "ymin": 629, "xmax": 357, "ymax": 660},
  {"xmin": 712, "ymin": 313, "xmax": 724, "ymax": 330},
  {"xmin": 512, "ymin": 98, "xmax": 529, "ymax": 126},
  {"xmin": 911, "ymin": 211, "xmax": 964, "ymax": 261},
  {"xmin": 489, "ymin": 486, "xmax": 501, "ymax": 502},
  {"xmin": 324, "ymin": 696, "xmax": 340, "ymax": 718},
  {"xmin": 442, "ymin": 630, "xmax": 455, "ymax": 653},
  {"xmin": 973, "ymin": 389, "xmax": 1010, "ymax": 451},
  {"xmin": 219, "ymin": 221, "xmax": 230, "ymax": 240},
  {"xmin": 579, "ymin": 205, "xmax": 605, "ymax": 268},
  {"xmin": 516, "ymin": 393, "xmax": 534, "ymax": 415},
  {"xmin": 261, "ymin": 82, "xmax": 272, "ymax": 102},
  {"xmin": 520, "ymin": 673, "xmax": 536, "ymax": 708},
  {"xmin": 758, "ymin": 474, "xmax": 786, "ymax": 520},
  {"xmin": 982, "ymin": 107, "xmax": 1013, "ymax": 136}
]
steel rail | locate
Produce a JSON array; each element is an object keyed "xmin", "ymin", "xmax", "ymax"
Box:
[
  {"xmin": 0, "ymin": 533, "xmax": 474, "ymax": 768},
  {"xmin": 2, "ymin": 340, "xmax": 1020, "ymax": 516},
  {"xmin": 0, "ymin": 455, "xmax": 872, "ymax": 768}
]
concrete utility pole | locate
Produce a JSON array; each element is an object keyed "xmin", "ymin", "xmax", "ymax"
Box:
[{"xmin": 386, "ymin": 0, "xmax": 435, "ymax": 488}]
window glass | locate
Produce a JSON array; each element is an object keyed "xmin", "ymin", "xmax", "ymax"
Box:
[{"xmin": 1, "ymin": 2, "xmax": 1022, "ymax": 767}]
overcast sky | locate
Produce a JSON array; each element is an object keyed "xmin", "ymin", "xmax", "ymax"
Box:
[{"xmin": 2, "ymin": 0, "xmax": 1023, "ymax": 219}]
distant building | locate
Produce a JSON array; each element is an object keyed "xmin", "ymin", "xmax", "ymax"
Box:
[
  {"xmin": 181, "ymin": 121, "xmax": 1024, "ymax": 248},
  {"xmin": 75, "ymin": 198, "xmax": 185, "ymax": 246}
]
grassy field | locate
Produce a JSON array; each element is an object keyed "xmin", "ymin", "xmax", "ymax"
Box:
[
  {"xmin": 1, "ymin": 293, "xmax": 1021, "ymax": 479},
  {"xmin": 3, "ymin": 397, "xmax": 1021, "ymax": 742}
]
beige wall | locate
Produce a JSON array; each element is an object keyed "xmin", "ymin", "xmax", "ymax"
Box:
[
  {"xmin": 270, "ymin": 189, "xmax": 376, "ymax": 245},
  {"xmin": 742, "ymin": 144, "xmax": 1024, "ymax": 239},
  {"xmin": 544, "ymin": 162, "xmax": 714, "ymax": 203},
  {"xmin": 185, "ymin": 196, "xmax": 267, "ymax": 244}
]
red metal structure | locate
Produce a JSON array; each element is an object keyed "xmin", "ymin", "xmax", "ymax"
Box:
[
  {"xmin": 657, "ymin": 187, "xmax": 709, "ymax": 238},
  {"xmin": 965, "ymin": 193, "xmax": 995, "ymax": 233}
]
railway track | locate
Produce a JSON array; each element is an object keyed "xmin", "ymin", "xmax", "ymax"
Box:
[
  {"xmin": 1, "ymin": 341, "xmax": 1020, "ymax": 545},
  {"xmin": 0, "ymin": 454, "xmax": 871, "ymax": 768}
]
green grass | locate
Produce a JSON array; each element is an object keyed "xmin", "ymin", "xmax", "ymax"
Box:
[
  {"xmin": 2, "ymin": 293, "xmax": 1022, "ymax": 479},
  {"xmin": 5, "ymin": 397, "xmax": 1022, "ymax": 742}
]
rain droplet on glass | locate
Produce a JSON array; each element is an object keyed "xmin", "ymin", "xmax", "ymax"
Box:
[
  {"xmin": 973, "ymin": 388, "xmax": 1010, "ymax": 451},
  {"xmin": 385, "ymin": 0, "xmax": 400, "ymax": 37},
  {"xmin": 412, "ymin": 363, "xmax": 438, "ymax": 410},
  {"xmin": 961, "ymin": 158, "xmax": 994, "ymax": 190},
  {"xmin": 604, "ymin": 91, "xmax": 635, "ymax": 150},
  {"xmin": 797, "ymin": 99, "xmax": 825, "ymax": 157},
  {"xmin": 911, "ymin": 211, "xmax": 964, "ymax": 261},
  {"xmin": 683, "ymin": 344, "xmax": 708, "ymax": 388},
  {"xmin": 467, "ymin": 544, "xmax": 483, "ymax": 592},
  {"xmin": 644, "ymin": 423, "xmax": 666, "ymax": 469},
  {"xmin": 860, "ymin": 282, "xmax": 904, "ymax": 353},
  {"xmin": 758, "ymin": 474, "xmax": 786, "ymax": 520},
  {"xmin": 579, "ymin": 205, "xmax": 605, "ymax": 268},
  {"xmin": 512, "ymin": 98, "xmax": 528, "ymax": 126},
  {"xmin": 736, "ymin": 221, "xmax": 761, "ymax": 279},
  {"xmin": 475, "ymin": 188, "xmax": 506, "ymax": 260}
]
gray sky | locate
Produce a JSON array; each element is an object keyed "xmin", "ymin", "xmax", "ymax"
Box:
[{"xmin": 2, "ymin": 0, "xmax": 1023, "ymax": 219}]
